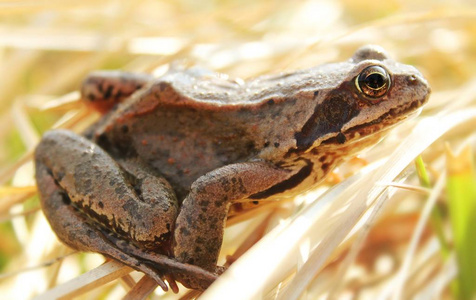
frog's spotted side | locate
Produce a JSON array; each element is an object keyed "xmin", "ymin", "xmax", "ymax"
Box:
[{"xmin": 35, "ymin": 45, "xmax": 430, "ymax": 291}]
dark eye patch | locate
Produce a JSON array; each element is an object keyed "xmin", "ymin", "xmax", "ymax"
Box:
[{"xmin": 295, "ymin": 92, "xmax": 359, "ymax": 150}]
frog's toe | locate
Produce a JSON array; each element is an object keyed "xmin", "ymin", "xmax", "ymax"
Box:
[{"xmin": 215, "ymin": 265, "xmax": 226, "ymax": 275}]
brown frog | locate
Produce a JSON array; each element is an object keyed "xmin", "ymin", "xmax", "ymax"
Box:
[{"xmin": 34, "ymin": 45, "xmax": 430, "ymax": 291}]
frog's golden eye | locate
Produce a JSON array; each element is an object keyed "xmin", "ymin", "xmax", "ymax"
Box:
[{"xmin": 356, "ymin": 66, "xmax": 391, "ymax": 98}]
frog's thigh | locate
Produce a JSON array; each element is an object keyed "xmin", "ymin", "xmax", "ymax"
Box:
[
  {"xmin": 173, "ymin": 162, "xmax": 291, "ymax": 271},
  {"xmin": 34, "ymin": 129, "xmax": 178, "ymax": 250},
  {"xmin": 81, "ymin": 71, "xmax": 153, "ymax": 113},
  {"xmin": 35, "ymin": 160, "xmax": 178, "ymax": 289}
]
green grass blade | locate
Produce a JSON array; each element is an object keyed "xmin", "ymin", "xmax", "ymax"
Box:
[
  {"xmin": 415, "ymin": 155, "xmax": 450, "ymax": 259},
  {"xmin": 446, "ymin": 144, "xmax": 476, "ymax": 300}
]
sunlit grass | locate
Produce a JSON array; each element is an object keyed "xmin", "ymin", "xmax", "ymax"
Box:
[
  {"xmin": 446, "ymin": 145, "xmax": 476, "ymax": 300},
  {"xmin": 0, "ymin": 0, "xmax": 475, "ymax": 299},
  {"xmin": 415, "ymin": 156, "xmax": 451, "ymax": 260}
]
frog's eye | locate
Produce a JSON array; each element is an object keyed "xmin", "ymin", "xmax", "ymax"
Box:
[{"xmin": 355, "ymin": 66, "xmax": 391, "ymax": 98}]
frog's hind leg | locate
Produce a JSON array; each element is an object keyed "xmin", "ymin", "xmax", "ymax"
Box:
[
  {"xmin": 35, "ymin": 161, "xmax": 172, "ymax": 290},
  {"xmin": 81, "ymin": 71, "xmax": 153, "ymax": 113},
  {"xmin": 36, "ymin": 161, "xmax": 218, "ymax": 291},
  {"xmin": 35, "ymin": 129, "xmax": 179, "ymax": 251},
  {"xmin": 34, "ymin": 129, "xmax": 194, "ymax": 290}
]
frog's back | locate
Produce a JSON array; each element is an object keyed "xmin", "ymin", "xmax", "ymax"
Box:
[
  {"xmin": 154, "ymin": 65, "xmax": 348, "ymax": 106},
  {"xmin": 89, "ymin": 64, "xmax": 351, "ymax": 199}
]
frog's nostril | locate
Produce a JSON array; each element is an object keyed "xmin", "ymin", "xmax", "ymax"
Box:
[{"xmin": 407, "ymin": 75, "xmax": 418, "ymax": 85}]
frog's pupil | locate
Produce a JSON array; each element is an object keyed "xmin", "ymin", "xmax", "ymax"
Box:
[{"xmin": 365, "ymin": 73, "xmax": 385, "ymax": 89}]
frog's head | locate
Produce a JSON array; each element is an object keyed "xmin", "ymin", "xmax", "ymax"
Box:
[{"xmin": 294, "ymin": 45, "xmax": 430, "ymax": 150}]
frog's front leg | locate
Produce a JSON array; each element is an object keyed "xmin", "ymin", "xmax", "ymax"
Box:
[
  {"xmin": 81, "ymin": 71, "xmax": 153, "ymax": 113},
  {"xmin": 173, "ymin": 162, "xmax": 294, "ymax": 289},
  {"xmin": 35, "ymin": 130, "xmax": 220, "ymax": 290}
]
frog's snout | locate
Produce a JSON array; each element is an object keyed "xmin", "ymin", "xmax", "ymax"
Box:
[
  {"xmin": 406, "ymin": 73, "xmax": 429, "ymax": 89},
  {"xmin": 405, "ymin": 71, "xmax": 431, "ymax": 105}
]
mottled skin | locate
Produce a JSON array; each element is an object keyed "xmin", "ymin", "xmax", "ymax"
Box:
[{"xmin": 34, "ymin": 46, "xmax": 430, "ymax": 291}]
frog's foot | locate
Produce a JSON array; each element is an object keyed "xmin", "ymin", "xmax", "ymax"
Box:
[
  {"xmin": 102, "ymin": 231, "xmax": 220, "ymax": 290},
  {"xmin": 171, "ymin": 265, "xmax": 225, "ymax": 290}
]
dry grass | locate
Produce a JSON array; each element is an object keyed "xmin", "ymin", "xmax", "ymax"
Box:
[{"xmin": 0, "ymin": 0, "xmax": 475, "ymax": 299}]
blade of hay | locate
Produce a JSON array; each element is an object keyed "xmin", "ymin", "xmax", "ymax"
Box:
[
  {"xmin": 123, "ymin": 276, "xmax": 158, "ymax": 300},
  {"xmin": 390, "ymin": 171, "xmax": 446, "ymax": 300},
  {"xmin": 34, "ymin": 260, "xmax": 133, "ymax": 300}
]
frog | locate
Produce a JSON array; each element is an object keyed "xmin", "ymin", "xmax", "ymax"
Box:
[{"xmin": 34, "ymin": 45, "xmax": 430, "ymax": 291}]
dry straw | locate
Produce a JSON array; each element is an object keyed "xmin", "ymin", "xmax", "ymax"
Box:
[{"xmin": 0, "ymin": 1, "xmax": 475, "ymax": 299}]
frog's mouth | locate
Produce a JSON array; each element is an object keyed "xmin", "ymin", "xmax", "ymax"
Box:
[{"xmin": 324, "ymin": 96, "xmax": 427, "ymax": 146}]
